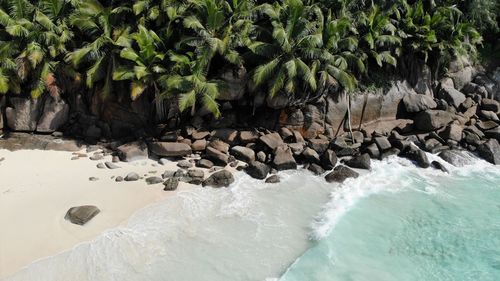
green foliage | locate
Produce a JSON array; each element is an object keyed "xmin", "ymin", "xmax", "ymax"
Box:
[{"xmin": 0, "ymin": 0, "xmax": 490, "ymax": 118}]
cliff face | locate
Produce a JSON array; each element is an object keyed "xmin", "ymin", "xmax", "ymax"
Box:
[{"xmin": 1, "ymin": 62, "xmax": 499, "ymax": 145}]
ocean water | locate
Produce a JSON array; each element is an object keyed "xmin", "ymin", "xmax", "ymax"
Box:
[{"xmin": 4, "ymin": 154, "xmax": 500, "ymax": 281}]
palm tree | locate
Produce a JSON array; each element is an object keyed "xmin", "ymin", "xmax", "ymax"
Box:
[
  {"xmin": 0, "ymin": 0, "xmax": 73, "ymax": 98},
  {"xmin": 66, "ymin": 0, "xmax": 132, "ymax": 100}
]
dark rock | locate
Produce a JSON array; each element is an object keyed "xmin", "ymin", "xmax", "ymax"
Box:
[
  {"xmin": 205, "ymin": 146, "xmax": 229, "ymax": 166},
  {"xmin": 89, "ymin": 154, "xmax": 104, "ymax": 161},
  {"xmin": 117, "ymin": 142, "xmax": 148, "ymax": 162},
  {"xmin": 265, "ymin": 175, "xmax": 281, "ymax": 183},
  {"xmin": 230, "ymin": 146, "xmax": 256, "ymax": 163},
  {"xmin": 374, "ymin": 137, "xmax": 392, "ymax": 151},
  {"xmin": 96, "ymin": 163, "xmax": 106, "ymax": 169},
  {"xmin": 438, "ymin": 87, "xmax": 466, "ymax": 108},
  {"xmin": 364, "ymin": 143, "xmax": 380, "ymax": 159},
  {"xmin": 192, "ymin": 131, "xmax": 210, "ymax": 140},
  {"xmin": 163, "ymin": 178, "xmax": 179, "ymax": 191},
  {"xmin": 438, "ymin": 150, "xmax": 473, "ymax": 167},
  {"xmin": 279, "ymin": 127, "xmax": 294, "ymax": 141},
  {"xmin": 273, "ymin": 145, "xmax": 297, "ymax": 170},
  {"xmin": 302, "ymin": 147, "xmax": 320, "ymax": 163},
  {"xmin": 160, "ymin": 131, "xmax": 178, "ymax": 142},
  {"xmin": 414, "ymin": 110, "xmax": 455, "ymax": 131},
  {"xmin": 441, "ymin": 124, "xmax": 463, "ymax": 142},
  {"xmin": 403, "ymin": 93, "xmax": 437, "ymax": 113},
  {"xmin": 431, "ymin": 161, "xmax": 449, "ymax": 173},
  {"xmin": 477, "ymin": 121, "xmax": 498, "ymax": 131},
  {"xmin": 177, "ymin": 160, "xmax": 194, "ymax": 169},
  {"xmin": 149, "ymin": 142, "xmax": 192, "ymax": 157},
  {"xmin": 188, "ymin": 169, "xmax": 204, "ymax": 179},
  {"xmin": 325, "ymin": 165, "xmax": 359, "ymax": 183},
  {"xmin": 36, "ymin": 98, "xmax": 70, "ymax": 133},
  {"xmin": 5, "ymin": 97, "xmax": 41, "ymax": 131},
  {"xmin": 380, "ymin": 148, "xmax": 401, "ymax": 159},
  {"xmin": 207, "ymin": 139, "xmax": 230, "ymax": 153},
  {"xmin": 212, "ymin": 129, "xmax": 238, "ymax": 144},
  {"xmin": 308, "ymin": 163, "xmax": 325, "ymax": 175},
  {"xmin": 202, "ymin": 170, "xmax": 235, "ymax": 188},
  {"xmin": 162, "ymin": 170, "xmax": 175, "ymax": 179},
  {"xmin": 259, "ymin": 133, "xmax": 285, "ymax": 150},
  {"xmin": 485, "ymin": 127, "xmax": 500, "ymax": 140},
  {"xmin": 146, "ymin": 176, "xmax": 163, "ymax": 185},
  {"xmin": 115, "ymin": 176, "xmax": 124, "ymax": 182},
  {"xmin": 308, "ymin": 139, "xmax": 330, "ymax": 154},
  {"xmin": 481, "ymin": 98, "xmax": 499, "ymax": 112},
  {"xmin": 345, "ymin": 153, "xmax": 371, "ymax": 170},
  {"xmin": 402, "ymin": 146, "xmax": 430, "ymax": 168},
  {"xmin": 191, "ymin": 139, "xmax": 207, "ymax": 151},
  {"xmin": 105, "ymin": 162, "xmax": 120, "ymax": 169},
  {"xmin": 479, "ymin": 110, "xmax": 499, "ymax": 121},
  {"xmin": 245, "ymin": 161, "xmax": 271, "ymax": 179},
  {"xmin": 125, "ymin": 172, "xmax": 140, "ymax": 181},
  {"xmin": 196, "ymin": 159, "xmax": 214, "ymax": 169},
  {"xmin": 89, "ymin": 177, "xmax": 99, "ymax": 181},
  {"xmin": 320, "ymin": 150, "xmax": 338, "ymax": 170},
  {"xmin": 477, "ymin": 139, "xmax": 500, "ymax": 164},
  {"xmin": 65, "ymin": 205, "xmax": 100, "ymax": 226},
  {"xmin": 424, "ymin": 138, "xmax": 442, "ymax": 151}
]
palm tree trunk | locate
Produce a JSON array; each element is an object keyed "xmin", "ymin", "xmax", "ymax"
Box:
[
  {"xmin": 346, "ymin": 93, "xmax": 354, "ymax": 143},
  {"xmin": 154, "ymin": 83, "xmax": 167, "ymax": 123}
]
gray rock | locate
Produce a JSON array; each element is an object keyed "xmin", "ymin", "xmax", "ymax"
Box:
[
  {"xmin": 196, "ymin": 159, "xmax": 214, "ymax": 169},
  {"xmin": 431, "ymin": 161, "xmax": 449, "ymax": 173},
  {"xmin": 245, "ymin": 161, "xmax": 271, "ymax": 179},
  {"xmin": 259, "ymin": 133, "xmax": 284, "ymax": 150},
  {"xmin": 117, "ymin": 142, "xmax": 148, "ymax": 162},
  {"xmin": 89, "ymin": 154, "xmax": 104, "ymax": 161},
  {"xmin": 308, "ymin": 139, "xmax": 330, "ymax": 154},
  {"xmin": 191, "ymin": 139, "xmax": 207, "ymax": 151},
  {"xmin": 105, "ymin": 162, "xmax": 120, "ymax": 169},
  {"xmin": 159, "ymin": 158, "xmax": 170, "ymax": 165},
  {"xmin": 89, "ymin": 177, "xmax": 99, "ymax": 181},
  {"xmin": 289, "ymin": 143, "xmax": 305, "ymax": 156},
  {"xmin": 149, "ymin": 142, "xmax": 192, "ymax": 157},
  {"xmin": 188, "ymin": 169, "xmax": 204, "ymax": 179},
  {"xmin": 481, "ymin": 99, "xmax": 499, "ymax": 112},
  {"xmin": 441, "ymin": 124, "xmax": 463, "ymax": 142},
  {"xmin": 320, "ymin": 150, "xmax": 338, "ymax": 170},
  {"xmin": 177, "ymin": 160, "xmax": 194, "ymax": 169},
  {"xmin": 112, "ymin": 155, "xmax": 120, "ymax": 163},
  {"xmin": 36, "ymin": 98, "xmax": 69, "ymax": 133},
  {"xmin": 414, "ymin": 110, "xmax": 455, "ymax": 131},
  {"xmin": 256, "ymin": 151, "xmax": 267, "ymax": 162},
  {"xmin": 205, "ymin": 146, "xmax": 229, "ymax": 166},
  {"xmin": 163, "ymin": 178, "xmax": 179, "ymax": 191},
  {"xmin": 212, "ymin": 128, "xmax": 239, "ymax": 144},
  {"xmin": 325, "ymin": 165, "xmax": 359, "ymax": 183},
  {"xmin": 438, "ymin": 87, "xmax": 466, "ymax": 108},
  {"xmin": 302, "ymin": 147, "xmax": 320, "ymax": 163},
  {"xmin": 480, "ymin": 110, "xmax": 499, "ymax": 121},
  {"xmin": 207, "ymin": 139, "xmax": 230, "ymax": 153},
  {"xmin": 125, "ymin": 172, "xmax": 140, "ymax": 181},
  {"xmin": 202, "ymin": 170, "xmax": 235, "ymax": 188},
  {"xmin": 345, "ymin": 153, "xmax": 371, "ymax": 170},
  {"xmin": 239, "ymin": 131, "xmax": 260, "ymax": 143},
  {"xmin": 374, "ymin": 137, "xmax": 392, "ymax": 151},
  {"xmin": 308, "ymin": 163, "xmax": 325, "ymax": 175},
  {"xmin": 477, "ymin": 139, "xmax": 500, "ymax": 165},
  {"xmin": 115, "ymin": 176, "xmax": 124, "ymax": 182},
  {"xmin": 65, "ymin": 205, "xmax": 100, "ymax": 226},
  {"xmin": 96, "ymin": 163, "xmax": 106, "ymax": 169},
  {"xmin": 402, "ymin": 147, "xmax": 430, "ymax": 168},
  {"xmin": 162, "ymin": 170, "xmax": 176, "ymax": 179},
  {"xmin": 5, "ymin": 97, "xmax": 41, "ymax": 131},
  {"xmin": 438, "ymin": 150, "xmax": 472, "ymax": 167},
  {"xmin": 273, "ymin": 145, "xmax": 297, "ymax": 170},
  {"xmin": 403, "ymin": 93, "xmax": 437, "ymax": 113},
  {"xmin": 381, "ymin": 148, "xmax": 401, "ymax": 159},
  {"xmin": 146, "ymin": 176, "xmax": 164, "ymax": 185},
  {"xmin": 265, "ymin": 175, "xmax": 281, "ymax": 183},
  {"xmin": 485, "ymin": 127, "xmax": 500, "ymax": 140},
  {"xmin": 365, "ymin": 143, "xmax": 380, "ymax": 159},
  {"xmin": 230, "ymin": 146, "xmax": 256, "ymax": 163}
]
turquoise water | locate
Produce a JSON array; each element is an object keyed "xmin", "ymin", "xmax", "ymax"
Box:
[
  {"xmin": 281, "ymin": 158, "xmax": 500, "ymax": 281},
  {"xmin": 5, "ymin": 154, "xmax": 500, "ymax": 281}
]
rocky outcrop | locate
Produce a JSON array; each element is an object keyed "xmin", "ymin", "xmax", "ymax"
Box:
[
  {"xmin": 5, "ymin": 98, "xmax": 42, "ymax": 131},
  {"xmin": 414, "ymin": 110, "xmax": 455, "ymax": 131},
  {"xmin": 403, "ymin": 93, "xmax": 437, "ymax": 113}
]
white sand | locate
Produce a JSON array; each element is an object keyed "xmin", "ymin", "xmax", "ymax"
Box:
[{"xmin": 0, "ymin": 148, "xmax": 194, "ymax": 279}]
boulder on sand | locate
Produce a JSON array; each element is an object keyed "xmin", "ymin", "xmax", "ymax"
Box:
[
  {"xmin": 117, "ymin": 141, "xmax": 148, "ymax": 162},
  {"xmin": 65, "ymin": 205, "xmax": 100, "ymax": 226},
  {"xmin": 245, "ymin": 161, "xmax": 271, "ymax": 179},
  {"xmin": 149, "ymin": 142, "xmax": 192, "ymax": 157},
  {"xmin": 202, "ymin": 170, "xmax": 235, "ymax": 188},
  {"xmin": 273, "ymin": 145, "xmax": 297, "ymax": 170}
]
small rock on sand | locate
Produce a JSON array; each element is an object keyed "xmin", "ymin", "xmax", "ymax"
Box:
[{"xmin": 65, "ymin": 205, "xmax": 100, "ymax": 225}]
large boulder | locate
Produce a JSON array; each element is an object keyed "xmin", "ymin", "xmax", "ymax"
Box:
[
  {"xmin": 481, "ymin": 99, "xmax": 499, "ymax": 112},
  {"xmin": 5, "ymin": 97, "xmax": 42, "ymax": 131},
  {"xmin": 441, "ymin": 124, "xmax": 463, "ymax": 142},
  {"xmin": 403, "ymin": 93, "xmax": 437, "ymax": 113},
  {"xmin": 273, "ymin": 145, "xmax": 297, "ymax": 170},
  {"xmin": 320, "ymin": 150, "xmax": 338, "ymax": 170},
  {"xmin": 414, "ymin": 110, "xmax": 455, "ymax": 131},
  {"xmin": 202, "ymin": 170, "xmax": 235, "ymax": 188},
  {"xmin": 245, "ymin": 161, "xmax": 271, "ymax": 179},
  {"xmin": 438, "ymin": 87, "xmax": 466, "ymax": 108},
  {"xmin": 65, "ymin": 205, "xmax": 100, "ymax": 226},
  {"xmin": 149, "ymin": 142, "xmax": 192, "ymax": 157},
  {"xmin": 205, "ymin": 146, "xmax": 229, "ymax": 166},
  {"xmin": 402, "ymin": 146, "xmax": 430, "ymax": 168},
  {"xmin": 117, "ymin": 141, "xmax": 149, "ymax": 162},
  {"xmin": 36, "ymin": 98, "xmax": 70, "ymax": 133},
  {"xmin": 259, "ymin": 133, "xmax": 284, "ymax": 150},
  {"xmin": 230, "ymin": 146, "xmax": 255, "ymax": 163},
  {"xmin": 325, "ymin": 165, "xmax": 359, "ymax": 183},
  {"xmin": 438, "ymin": 150, "xmax": 473, "ymax": 167},
  {"xmin": 477, "ymin": 139, "xmax": 500, "ymax": 165},
  {"xmin": 345, "ymin": 153, "xmax": 371, "ymax": 170}
]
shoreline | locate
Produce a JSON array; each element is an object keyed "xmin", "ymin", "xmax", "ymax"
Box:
[{"xmin": 0, "ymin": 148, "xmax": 197, "ymax": 279}]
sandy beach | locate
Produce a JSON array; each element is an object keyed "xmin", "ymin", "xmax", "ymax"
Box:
[{"xmin": 0, "ymin": 148, "xmax": 191, "ymax": 279}]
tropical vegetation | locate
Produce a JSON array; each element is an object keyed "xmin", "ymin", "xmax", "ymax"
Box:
[{"xmin": 0, "ymin": 0, "xmax": 497, "ymax": 121}]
